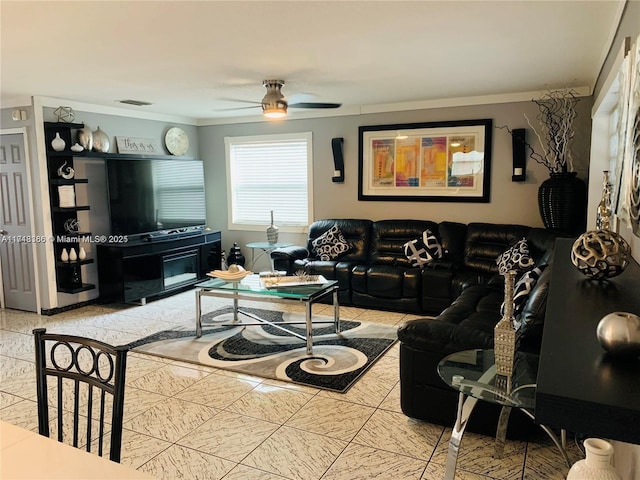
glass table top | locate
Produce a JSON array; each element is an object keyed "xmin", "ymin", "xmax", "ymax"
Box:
[
  {"xmin": 246, "ymin": 242, "xmax": 293, "ymax": 250},
  {"xmin": 438, "ymin": 349, "xmax": 540, "ymax": 410},
  {"xmin": 196, "ymin": 274, "xmax": 338, "ymax": 300}
]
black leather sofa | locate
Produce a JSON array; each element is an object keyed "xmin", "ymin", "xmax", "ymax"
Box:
[
  {"xmin": 272, "ymin": 219, "xmax": 559, "ymax": 315},
  {"xmin": 273, "ymin": 218, "xmax": 562, "ymax": 438}
]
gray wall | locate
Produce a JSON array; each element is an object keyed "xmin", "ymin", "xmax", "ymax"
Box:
[{"xmin": 200, "ymin": 98, "xmax": 593, "ymax": 265}]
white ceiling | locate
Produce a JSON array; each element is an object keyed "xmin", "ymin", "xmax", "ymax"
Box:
[{"xmin": 0, "ymin": 1, "xmax": 624, "ymax": 124}]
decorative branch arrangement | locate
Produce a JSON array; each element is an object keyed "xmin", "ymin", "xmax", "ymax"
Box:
[{"xmin": 524, "ymin": 88, "xmax": 580, "ymax": 174}]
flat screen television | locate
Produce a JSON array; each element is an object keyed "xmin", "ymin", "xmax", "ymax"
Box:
[{"xmin": 105, "ymin": 158, "xmax": 206, "ymax": 237}]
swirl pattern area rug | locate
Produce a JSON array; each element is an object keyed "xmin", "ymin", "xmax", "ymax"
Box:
[{"xmin": 129, "ymin": 307, "xmax": 398, "ymax": 393}]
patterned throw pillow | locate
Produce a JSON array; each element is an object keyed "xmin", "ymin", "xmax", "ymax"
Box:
[
  {"xmin": 501, "ymin": 265, "xmax": 546, "ymax": 327},
  {"xmin": 496, "ymin": 237, "xmax": 535, "ymax": 275},
  {"xmin": 403, "ymin": 229, "xmax": 444, "ymax": 267},
  {"xmin": 311, "ymin": 224, "xmax": 350, "ymax": 261}
]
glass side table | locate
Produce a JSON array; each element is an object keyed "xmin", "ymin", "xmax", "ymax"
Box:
[
  {"xmin": 437, "ymin": 349, "xmax": 570, "ymax": 480},
  {"xmin": 246, "ymin": 242, "xmax": 293, "ymax": 271}
]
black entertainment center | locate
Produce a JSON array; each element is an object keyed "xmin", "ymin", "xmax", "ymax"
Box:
[
  {"xmin": 97, "ymin": 230, "xmax": 221, "ymax": 304},
  {"xmin": 44, "ymin": 121, "xmax": 221, "ymax": 304}
]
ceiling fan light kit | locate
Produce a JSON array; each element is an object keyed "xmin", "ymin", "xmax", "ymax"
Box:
[
  {"xmin": 256, "ymin": 79, "xmax": 341, "ymax": 119},
  {"xmin": 262, "ymin": 80, "xmax": 288, "ymax": 118}
]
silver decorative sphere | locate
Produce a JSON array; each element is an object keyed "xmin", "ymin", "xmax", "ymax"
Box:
[
  {"xmin": 597, "ymin": 312, "xmax": 640, "ymax": 357},
  {"xmin": 571, "ymin": 230, "xmax": 631, "ymax": 280}
]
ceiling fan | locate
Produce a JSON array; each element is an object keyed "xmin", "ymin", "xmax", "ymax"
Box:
[{"xmin": 223, "ymin": 80, "xmax": 342, "ymax": 118}]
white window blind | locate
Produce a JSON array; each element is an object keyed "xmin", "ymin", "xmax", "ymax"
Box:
[
  {"xmin": 153, "ymin": 160, "xmax": 206, "ymax": 223},
  {"xmin": 225, "ymin": 132, "xmax": 313, "ymax": 230}
]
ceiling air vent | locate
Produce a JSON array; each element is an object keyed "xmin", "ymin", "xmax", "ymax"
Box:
[{"xmin": 118, "ymin": 99, "xmax": 153, "ymax": 106}]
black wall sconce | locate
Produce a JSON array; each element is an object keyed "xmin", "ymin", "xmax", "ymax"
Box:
[
  {"xmin": 331, "ymin": 137, "xmax": 344, "ymax": 183},
  {"xmin": 511, "ymin": 128, "xmax": 526, "ymax": 182}
]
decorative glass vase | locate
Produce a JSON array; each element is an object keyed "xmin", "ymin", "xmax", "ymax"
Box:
[
  {"xmin": 566, "ymin": 438, "xmax": 621, "ymax": 480},
  {"xmin": 266, "ymin": 210, "xmax": 279, "ymax": 244},
  {"xmin": 494, "ymin": 270, "xmax": 517, "ymax": 377}
]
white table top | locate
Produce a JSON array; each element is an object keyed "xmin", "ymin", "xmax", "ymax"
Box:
[{"xmin": 0, "ymin": 421, "xmax": 155, "ymax": 479}]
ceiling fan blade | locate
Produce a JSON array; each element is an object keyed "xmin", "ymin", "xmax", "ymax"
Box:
[
  {"xmin": 213, "ymin": 105, "xmax": 261, "ymax": 112},
  {"xmin": 218, "ymin": 98, "xmax": 263, "ymax": 105},
  {"xmin": 289, "ymin": 102, "xmax": 341, "ymax": 109}
]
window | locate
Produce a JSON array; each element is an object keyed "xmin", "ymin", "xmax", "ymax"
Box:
[{"xmin": 225, "ymin": 132, "xmax": 313, "ymax": 231}]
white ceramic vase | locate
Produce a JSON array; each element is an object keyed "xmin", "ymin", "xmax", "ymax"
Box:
[
  {"xmin": 51, "ymin": 132, "xmax": 65, "ymax": 152},
  {"xmin": 566, "ymin": 438, "xmax": 621, "ymax": 480},
  {"xmin": 69, "ymin": 248, "xmax": 77, "ymax": 262},
  {"xmin": 78, "ymin": 247, "xmax": 87, "ymax": 260},
  {"xmin": 60, "ymin": 248, "xmax": 69, "ymax": 262}
]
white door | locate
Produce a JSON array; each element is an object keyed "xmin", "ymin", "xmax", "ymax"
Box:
[{"xmin": 0, "ymin": 132, "xmax": 38, "ymax": 312}]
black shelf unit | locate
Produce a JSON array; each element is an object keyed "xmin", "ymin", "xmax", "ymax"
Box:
[
  {"xmin": 56, "ymin": 259, "xmax": 95, "ymax": 267},
  {"xmin": 50, "ymin": 178, "xmax": 89, "ymax": 185},
  {"xmin": 52, "ymin": 205, "xmax": 90, "ymax": 212},
  {"xmin": 58, "ymin": 283, "xmax": 96, "ymax": 295},
  {"xmin": 45, "ymin": 122, "xmax": 95, "ymax": 293}
]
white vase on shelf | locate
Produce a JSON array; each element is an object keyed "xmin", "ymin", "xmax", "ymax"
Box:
[
  {"xmin": 69, "ymin": 248, "xmax": 77, "ymax": 262},
  {"xmin": 60, "ymin": 248, "xmax": 69, "ymax": 262},
  {"xmin": 566, "ymin": 438, "xmax": 621, "ymax": 480},
  {"xmin": 51, "ymin": 132, "xmax": 65, "ymax": 152},
  {"xmin": 78, "ymin": 247, "xmax": 87, "ymax": 260}
]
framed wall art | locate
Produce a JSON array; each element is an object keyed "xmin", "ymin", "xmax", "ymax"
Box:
[{"xmin": 358, "ymin": 119, "xmax": 492, "ymax": 202}]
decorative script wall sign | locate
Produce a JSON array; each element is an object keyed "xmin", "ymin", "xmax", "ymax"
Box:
[{"xmin": 116, "ymin": 137, "xmax": 160, "ymax": 154}]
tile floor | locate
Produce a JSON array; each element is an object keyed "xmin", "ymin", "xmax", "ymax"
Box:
[{"xmin": 0, "ymin": 290, "xmax": 582, "ymax": 479}]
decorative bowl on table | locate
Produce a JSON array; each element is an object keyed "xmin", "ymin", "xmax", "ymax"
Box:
[{"xmin": 207, "ymin": 264, "xmax": 252, "ymax": 282}]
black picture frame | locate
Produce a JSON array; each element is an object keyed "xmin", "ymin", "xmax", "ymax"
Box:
[{"xmin": 358, "ymin": 118, "xmax": 492, "ymax": 202}]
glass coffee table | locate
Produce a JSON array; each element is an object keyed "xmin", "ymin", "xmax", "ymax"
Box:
[
  {"xmin": 438, "ymin": 349, "xmax": 570, "ymax": 480},
  {"xmin": 195, "ymin": 274, "xmax": 339, "ymax": 355}
]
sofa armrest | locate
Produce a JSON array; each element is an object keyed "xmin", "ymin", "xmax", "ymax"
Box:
[
  {"xmin": 271, "ymin": 246, "xmax": 309, "ymax": 273},
  {"xmin": 272, "ymin": 246, "xmax": 309, "ymax": 260}
]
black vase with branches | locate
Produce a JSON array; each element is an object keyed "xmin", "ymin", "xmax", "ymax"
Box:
[{"xmin": 509, "ymin": 89, "xmax": 587, "ymax": 235}]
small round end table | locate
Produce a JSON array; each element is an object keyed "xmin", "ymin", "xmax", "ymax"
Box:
[
  {"xmin": 246, "ymin": 241, "xmax": 292, "ymax": 272},
  {"xmin": 437, "ymin": 349, "xmax": 570, "ymax": 480}
]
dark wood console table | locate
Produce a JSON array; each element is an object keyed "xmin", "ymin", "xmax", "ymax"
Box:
[
  {"xmin": 536, "ymin": 238, "xmax": 640, "ymax": 444},
  {"xmin": 97, "ymin": 231, "xmax": 221, "ymax": 304}
]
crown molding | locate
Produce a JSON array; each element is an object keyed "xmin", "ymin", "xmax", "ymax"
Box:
[{"xmin": 35, "ymin": 96, "xmax": 198, "ymax": 125}]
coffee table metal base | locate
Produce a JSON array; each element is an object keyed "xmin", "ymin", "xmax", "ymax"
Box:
[{"xmin": 195, "ymin": 285, "xmax": 339, "ymax": 355}]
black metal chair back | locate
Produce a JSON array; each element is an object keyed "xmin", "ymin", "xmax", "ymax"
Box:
[{"xmin": 33, "ymin": 328, "xmax": 129, "ymax": 462}]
